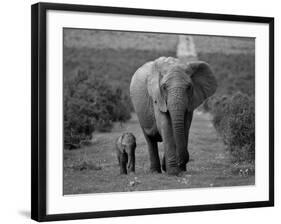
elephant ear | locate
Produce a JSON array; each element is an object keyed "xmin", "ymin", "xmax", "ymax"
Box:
[
  {"xmin": 147, "ymin": 62, "xmax": 167, "ymax": 112},
  {"xmin": 187, "ymin": 61, "xmax": 217, "ymax": 110}
]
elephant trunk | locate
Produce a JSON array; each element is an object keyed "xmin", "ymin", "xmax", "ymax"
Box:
[{"xmin": 168, "ymin": 88, "xmax": 189, "ymax": 171}]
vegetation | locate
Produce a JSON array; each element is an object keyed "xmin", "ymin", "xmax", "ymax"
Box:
[
  {"xmin": 199, "ymin": 53, "xmax": 255, "ymax": 162},
  {"xmin": 64, "ymin": 47, "xmax": 175, "ymax": 90},
  {"xmin": 209, "ymin": 93, "xmax": 255, "ymax": 162},
  {"xmin": 64, "ymin": 70, "xmax": 131, "ymax": 149}
]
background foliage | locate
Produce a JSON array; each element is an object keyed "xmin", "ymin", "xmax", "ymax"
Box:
[
  {"xmin": 209, "ymin": 93, "xmax": 255, "ymax": 162},
  {"xmin": 64, "ymin": 70, "xmax": 131, "ymax": 149},
  {"xmin": 200, "ymin": 53, "xmax": 255, "ymax": 162}
]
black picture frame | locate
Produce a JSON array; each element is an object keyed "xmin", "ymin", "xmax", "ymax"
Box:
[{"xmin": 31, "ymin": 2, "xmax": 274, "ymax": 222}]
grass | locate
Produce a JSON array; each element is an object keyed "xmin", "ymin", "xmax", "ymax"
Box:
[{"xmin": 63, "ymin": 112, "xmax": 254, "ymax": 195}]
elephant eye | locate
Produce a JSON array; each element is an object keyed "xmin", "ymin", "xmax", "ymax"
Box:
[
  {"xmin": 161, "ymin": 83, "xmax": 167, "ymax": 91},
  {"xmin": 187, "ymin": 84, "xmax": 192, "ymax": 91}
]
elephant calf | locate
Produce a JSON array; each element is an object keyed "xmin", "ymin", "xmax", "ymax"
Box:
[{"xmin": 115, "ymin": 132, "xmax": 137, "ymax": 174}]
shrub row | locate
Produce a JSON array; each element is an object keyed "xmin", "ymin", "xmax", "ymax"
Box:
[
  {"xmin": 206, "ymin": 92, "xmax": 255, "ymax": 162},
  {"xmin": 199, "ymin": 53, "xmax": 255, "ymax": 163},
  {"xmin": 63, "ymin": 70, "xmax": 131, "ymax": 149}
]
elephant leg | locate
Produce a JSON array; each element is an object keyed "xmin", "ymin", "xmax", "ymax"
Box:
[
  {"xmin": 143, "ymin": 133, "xmax": 161, "ymax": 173},
  {"xmin": 119, "ymin": 152, "xmax": 128, "ymax": 175},
  {"xmin": 161, "ymin": 154, "xmax": 166, "ymax": 172},
  {"xmin": 127, "ymin": 148, "xmax": 135, "ymax": 173},
  {"xmin": 163, "ymin": 141, "xmax": 180, "ymax": 175},
  {"xmin": 117, "ymin": 153, "xmax": 121, "ymax": 165},
  {"xmin": 120, "ymin": 165, "xmax": 127, "ymax": 174}
]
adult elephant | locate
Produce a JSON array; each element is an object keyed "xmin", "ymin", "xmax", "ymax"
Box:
[{"xmin": 130, "ymin": 57, "xmax": 217, "ymax": 175}]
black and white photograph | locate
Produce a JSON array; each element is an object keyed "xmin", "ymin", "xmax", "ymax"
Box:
[
  {"xmin": 63, "ymin": 29, "xmax": 255, "ymax": 195},
  {"xmin": 0, "ymin": 0, "xmax": 278, "ymax": 223},
  {"xmin": 30, "ymin": 2, "xmax": 274, "ymax": 222}
]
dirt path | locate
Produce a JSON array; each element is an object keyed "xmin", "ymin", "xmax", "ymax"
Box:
[{"xmin": 63, "ymin": 112, "xmax": 254, "ymax": 195}]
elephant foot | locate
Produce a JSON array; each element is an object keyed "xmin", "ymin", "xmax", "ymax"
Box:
[
  {"xmin": 120, "ymin": 166, "xmax": 127, "ymax": 175},
  {"xmin": 179, "ymin": 164, "xmax": 187, "ymax": 172},
  {"xmin": 161, "ymin": 163, "xmax": 166, "ymax": 172},
  {"xmin": 166, "ymin": 167, "xmax": 181, "ymax": 176},
  {"xmin": 149, "ymin": 166, "xmax": 162, "ymax": 174},
  {"xmin": 128, "ymin": 166, "xmax": 135, "ymax": 173}
]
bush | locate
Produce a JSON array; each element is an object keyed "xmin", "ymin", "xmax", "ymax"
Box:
[
  {"xmin": 211, "ymin": 92, "xmax": 255, "ymax": 162},
  {"xmin": 64, "ymin": 70, "xmax": 131, "ymax": 149},
  {"xmin": 198, "ymin": 52, "xmax": 255, "ymax": 163}
]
